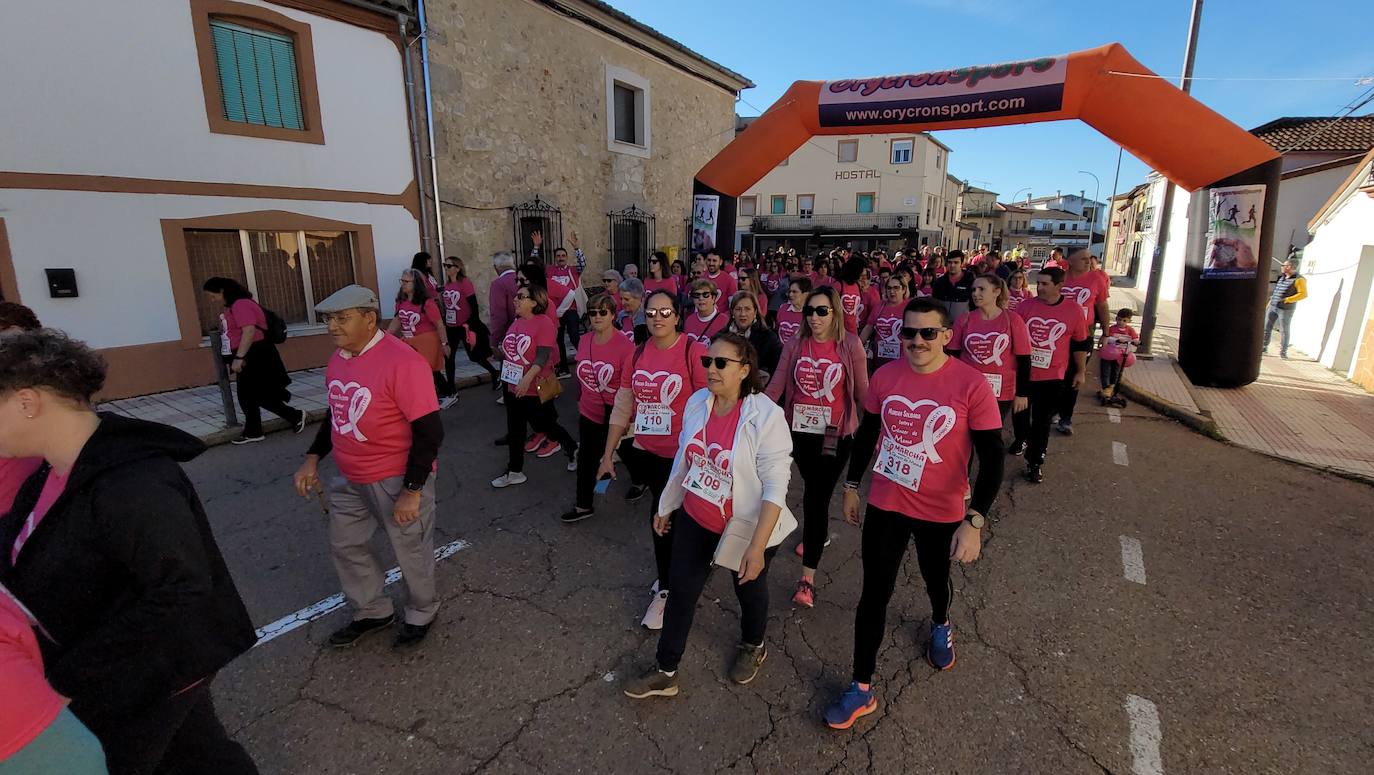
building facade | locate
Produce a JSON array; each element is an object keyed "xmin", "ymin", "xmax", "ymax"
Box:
[
  {"xmin": 422, "ymin": 0, "xmax": 751, "ymax": 292},
  {"xmin": 0, "ymin": 0, "xmax": 423, "ymax": 399},
  {"xmin": 734, "ymin": 132, "xmax": 953, "ymax": 254}
]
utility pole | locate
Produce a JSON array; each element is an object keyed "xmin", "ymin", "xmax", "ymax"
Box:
[
  {"xmin": 1140, "ymin": 0, "xmax": 1203, "ymax": 356},
  {"xmin": 1105, "ymin": 147, "xmax": 1123, "ymax": 271}
]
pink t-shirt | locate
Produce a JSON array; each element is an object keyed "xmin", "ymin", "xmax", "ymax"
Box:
[
  {"xmin": 0, "ymin": 457, "xmax": 43, "ymax": 516},
  {"xmin": 950, "ymin": 310, "xmax": 1032, "ymax": 401},
  {"xmin": 221, "ymin": 298, "xmax": 267, "ymax": 351},
  {"xmin": 1016, "ymin": 297, "xmax": 1091, "ymax": 382},
  {"xmin": 441, "ymin": 279, "xmax": 475, "ymax": 327},
  {"xmin": 1007, "ymin": 289, "xmax": 1032, "ymax": 311},
  {"xmin": 682, "ymin": 399, "xmax": 743, "ymax": 535},
  {"xmin": 706, "ymin": 271, "xmax": 737, "ymax": 315},
  {"xmin": 837, "ymin": 282, "xmax": 863, "ymax": 334},
  {"xmin": 683, "ymin": 310, "xmax": 727, "ymax": 346},
  {"xmin": 501, "ymin": 314, "xmax": 558, "ymax": 381},
  {"xmin": 789, "ymin": 338, "xmax": 849, "ymax": 431},
  {"xmin": 644, "ymin": 277, "xmax": 679, "ymax": 298},
  {"xmin": 9, "ymin": 467, "xmax": 68, "ymax": 566},
  {"xmin": 546, "ymin": 265, "xmax": 580, "ymax": 306},
  {"xmin": 628, "ymin": 335, "xmax": 709, "ymax": 459},
  {"xmin": 1107, "ymin": 323, "xmax": 1139, "ymax": 345},
  {"xmin": 395, "ymin": 299, "xmax": 441, "ymax": 339},
  {"xmin": 859, "ymin": 286, "xmax": 882, "ymax": 330},
  {"xmin": 0, "ymin": 590, "xmax": 65, "ymax": 761},
  {"xmin": 864, "ymin": 358, "xmax": 1002, "ymax": 523},
  {"xmin": 575, "ymin": 332, "xmax": 635, "ymax": 423},
  {"xmin": 869, "ymin": 301, "xmax": 907, "ymax": 362},
  {"xmin": 1061, "ymin": 270, "xmax": 1110, "ymax": 327},
  {"xmin": 776, "ymin": 305, "xmax": 803, "ymax": 347},
  {"xmin": 326, "ymin": 333, "xmax": 440, "ymax": 484}
]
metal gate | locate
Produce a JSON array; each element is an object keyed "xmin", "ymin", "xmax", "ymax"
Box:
[
  {"xmin": 511, "ymin": 196, "xmax": 563, "ymax": 264},
  {"xmin": 607, "ymin": 205, "xmax": 655, "ymax": 274}
]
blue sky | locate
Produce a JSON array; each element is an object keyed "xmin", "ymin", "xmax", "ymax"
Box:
[{"xmin": 609, "ymin": 0, "xmax": 1374, "ymax": 204}]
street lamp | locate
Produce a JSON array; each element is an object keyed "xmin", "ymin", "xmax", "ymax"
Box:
[
  {"xmin": 1077, "ymin": 170, "xmax": 1100, "ymax": 252},
  {"xmin": 1011, "ymin": 187, "xmax": 1031, "ymax": 203}
]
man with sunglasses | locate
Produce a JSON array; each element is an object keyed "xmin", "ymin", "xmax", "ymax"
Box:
[
  {"xmin": 1013, "ymin": 266, "xmax": 1091, "ymax": 483},
  {"xmin": 823, "ymin": 297, "xmax": 1004, "ymax": 730}
]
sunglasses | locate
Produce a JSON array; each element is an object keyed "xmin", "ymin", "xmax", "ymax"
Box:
[
  {"xmin": 802, "ymin": 305, "xmax": 831, "ymax": 318},
  {"xmin": 443, "ymin": 263, "xmax": 459, "ymax": 269},
  {"xmin": 515, "ymin": 293, "xmax": 531, "ymax": 301},
  {"xmin": 587, "ymin": 309, "xmax": 612, "ymax": 317},
  {"xmin": 644, "ymin": 308, "xmax": 676, "ymax": 319},
  {"xmin": 700, "ymin": 355, "xmax": 743, "ymax": 369},
  {"xmin": 690, "ymin": 292, "xmax": 715, "ymax": 299},
  {"xmin": 899, "ymin": 326, "xmax": 946, "ymax": 341}
]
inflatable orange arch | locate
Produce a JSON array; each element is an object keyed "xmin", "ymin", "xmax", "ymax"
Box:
[{"xmin": 696, "ymin": 43, "xmax": 1278, "ymax": 196}]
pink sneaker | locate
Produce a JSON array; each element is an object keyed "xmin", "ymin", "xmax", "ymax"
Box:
[
  {"xmin": 792, "ymin": 579, "xmax": 815, "ymax": 608},
  {"xmin": 535, "ymin": 439, "xmax": 563, "ymax": 458},
  {"xmin": 523, "ymin": 433, "xmax": 546, "ymax": 454}
]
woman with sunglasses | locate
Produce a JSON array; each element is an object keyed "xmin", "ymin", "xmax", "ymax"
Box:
[
  {"xmin": 599, "ymin": 291, "xmax": 709, "ymax": 629},
  {"xmin": 725, "ymin": 291, "xmax": 781, "ymax": 383},
  {"xmin": 388, "ymin": 269, "xmax": 450, "ymax": 400},
  {"xmin": 775, "ymin": 276, "xmax": 811, "ymax": 349},
  {"xmin": 441, "ymin": 257, "xmax": 501, "ymax": 389},
  {"xmin": 859, "ymin": 273, "xmax": 910, "ymax": 373},
  {"xmin": 562, "ymin": 292, "xmax": 636, "ymax": 524},
  {"xmin": 623, "ymin": 333, "xmax": 796, "ymax": 698},
  {"xmin": 823, "ymin": 298, "xmax": 1005, "ymax": 730},
  {"xmin": 736, "ymin": 268, "xmax": 769, "ymax": 321},
  {"xmin": 764, "ymin": 285, "xmax": 869, "ymax": 608},
  {"xmin": 948, "ymin": 275, "xmax": 1032, "ymax": 450},
  {"xmin": 643, "ymin": 251, "xmax": 679, "ymax": 299},
  {"xmin": 491, "ymin": 284, "xmax": 577, "ymax": 488},
  {"xmin": 683, "ymin": 279, "xmax": 728, "ymax": 346}
]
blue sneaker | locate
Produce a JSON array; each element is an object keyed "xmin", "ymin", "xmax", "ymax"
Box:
[
  {"xmin": 928, "ymin": 621, "xmax": 956, "ymax": 670},
  {"xmin": 823, "ymin": 682, "xmax": 878, "ymax": 730}
]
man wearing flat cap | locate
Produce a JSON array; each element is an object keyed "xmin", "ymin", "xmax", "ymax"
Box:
[{"xmin": 293, "ymin": 285, "xmax": 445, "ymax": 649}]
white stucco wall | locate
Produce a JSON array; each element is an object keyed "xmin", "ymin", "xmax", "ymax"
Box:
[
  {"xmin": 1133, "ymin": 177, "xmax": 1194, "ymax": 303},
  {"xmin": 1272, "ymin": 164, "xmax": 1356, "ymax": 258},
  {"xmin": 1288, "ymin": 191, "xmax": 1374, "ymax": 374}
]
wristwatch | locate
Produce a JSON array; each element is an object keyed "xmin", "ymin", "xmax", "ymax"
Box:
[
  {"xmin": 404, "ymin": 481, "xmax": 425, "ymax": 494},
  {"xmin": 964, "ymin": 510, "xmax": 986, "ymax": 529}
]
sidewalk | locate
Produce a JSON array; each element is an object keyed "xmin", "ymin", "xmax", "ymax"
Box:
[
  {"xmin": 1109, "ymin": 283, "xmax": 1374, "ymax": 483},
  {"xmin": 101, "ymin": 353, "xmax": 492, "ymax": 446}
]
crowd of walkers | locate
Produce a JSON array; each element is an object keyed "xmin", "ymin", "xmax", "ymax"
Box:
[{"xmin": 0, "ymin": 236, "xmax": 1116, "ymax": 772}]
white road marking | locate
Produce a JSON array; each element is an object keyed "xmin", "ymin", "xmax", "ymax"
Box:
[
  {"xmin": 1108, "ymin": 407, "xmax": 1122, "ymax": 423},
  {"xmin": 1119, "ymin": 536, "xmax": 1147, "ymax": 585},
  {"xmin": 1113, "ymin": 441, "xmax": 1130, "ymax": 466},
  {"xmin": 1125, "ymin": 694, "xmax": 1164, "ymax": 775},
  {"xmin": 253, "ymin": 538, "xmax": 471, "ymax": 646}
]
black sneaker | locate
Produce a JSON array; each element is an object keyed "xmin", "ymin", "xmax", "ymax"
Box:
[
  {"xmin": 624, "ymin": 484, "xmax": 649, "ymax": 502},
  {"xmin": 1025, "ymin": 464, "xmax": 1044, "ymax": 484},
  {"xmin": 1055, "ymin": 419, "xmax": 1074, "ymax": 436},
  {"xmin": 327, "ymin": 614, "xmax": 395, "ymax": 648},
  {"xmin": 231, "ymin": 435, "xmax": 265, "ymax": 445},
  {"xmin": 560, "ymin": 508, "xmax": 595, "ymax": 524},
  {"xmin": 393, "ymin": 622, "xmax": 431, "ymax": 649},
  {"xmin": 493, "ymin": 435, "xmax": 509, "ymax": 446},
  {"xmin": 1008, "ymin": 440, "xmax": 1027, "ymax": 456}
]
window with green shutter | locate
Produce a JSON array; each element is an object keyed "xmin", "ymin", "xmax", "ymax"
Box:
[{"xmin": 208, "ymin": 20, "xmax": 305, "ymax": 131}]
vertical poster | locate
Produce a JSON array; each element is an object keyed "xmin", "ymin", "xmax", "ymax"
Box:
[
  {"xmin": 692, "ymin": 195, "xmax": 719, "ymax": 253},
  {"xmin": 1201, "ymin": 184, "xmax": 1265, "ymax": 279}
]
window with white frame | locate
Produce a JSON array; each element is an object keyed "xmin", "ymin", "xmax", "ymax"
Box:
[
  {"xmin": 891, "ymin": 138, "xmax": 913, "ymax": 164},
  {"xmin": 837, "ymin": 139, "xmax": 858, "ymax": 163},
  {"xmin": 186, "ymin": 228, "xmax": 356, "ymax": 335},
  {"xmin": 739, "ymin": 196, "xmax": 757, "ymax": 217},
  {"xmin": 798, "ymin": 194, "xmax": 815, "ymax": 217},
  {"xmin": 605, "ymin": 65, "xmax": 651, "ymax": 158}
]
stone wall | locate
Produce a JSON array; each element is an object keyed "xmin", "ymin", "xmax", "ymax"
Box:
[{"xmin": 423, "ymin": 0, "xmax": 739, "ymax": 306}]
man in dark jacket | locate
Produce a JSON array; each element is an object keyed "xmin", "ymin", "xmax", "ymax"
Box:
[
  {"xmin": 931, "ymin": 250, "xmax": 976, "ymax": 325},
  {"xmin": 0, "ymin": 330, "xmax": 258, "ymax": 774}
]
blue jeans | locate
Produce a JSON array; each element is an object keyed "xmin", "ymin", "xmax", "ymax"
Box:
[{"xmin": 1263, "ymin": 305, "xmax": 1294, "ymax": 355}]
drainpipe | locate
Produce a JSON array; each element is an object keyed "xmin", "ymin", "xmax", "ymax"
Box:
[
  {"xmin": 398, "ymin": 13, "xmax": 435, "ymax": 254},
  {"xmin": 417, "ymin": 0, "xmax": 445, "ymax": 259}
]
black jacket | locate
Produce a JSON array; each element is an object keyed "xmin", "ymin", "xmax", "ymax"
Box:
[
  {"xmin": 728, "ymin": 322, "xmax": 783, "ymax": 380},
  {"xmin": 0, "ymin": 414, "xmax": 255, "ymax": 729}
]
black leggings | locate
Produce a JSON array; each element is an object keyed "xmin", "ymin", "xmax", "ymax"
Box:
[
  {"xmin": 791, "ymin": 431, "xmax": 853, "ymax": 571},
  {"xmin": 1058, "ymin": 358, "xmax": 1084, "ymax": 422},
  {"xmin": 575, "ymin": 414, "xmax": 609, "ymax": 510},
  {"xmin": 449, "ymin": 322, "xmax": 500, "ymax": 385},
  {"xmin": 1025, "ymin": 379, "xmax": 1063, "ymax": 466},
  {"xmin": 92, "ymin": 683, "xmax": 258, "ymax": 775},
  {"xmin": 656, "ymin": 513, "xmax": 777, "ymax": 672},
  {"xmin": 1001, "ymin": 399, "xmax": 1031, "ymax": 445},
  {"xmin": 623, "ymin": 444, "xmax": 676, "ymax": 589},
  {"xmin": 852, "ymin": 505, "xmax": 960, "ymax": 684},
  {"xmin": 504, "ymin": 389, "xmax": 576, "ymax": 473}
]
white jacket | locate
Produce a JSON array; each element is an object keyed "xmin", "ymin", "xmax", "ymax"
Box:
[{"xmin": 657, "ymin": 389, "xmax": 798, "ymax": 548}]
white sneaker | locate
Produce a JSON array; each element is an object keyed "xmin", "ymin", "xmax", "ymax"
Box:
[
  {"xmin": 440, "ymin": 395, "xmax": 459, "ymax": 410},
  {"xmin": 642, "ymin": 590, "xmax": 668, "ymax": 630},
  {"xmin": 490, "ymin": 471, "xmax": 527, "ymax": 488},
  {"xmin": 650, "ymin": 579, "xmax": 660, "ymax": 595},
  {"xmin": 496, "ymin": 395, "xmax": 505, "ymax": 406},
  {"xmin": 566, "ymin": 459, "xmax": 578, "ymax": 472}
]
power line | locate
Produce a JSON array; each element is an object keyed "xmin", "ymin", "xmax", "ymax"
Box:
[
  {"xmin": 1106, "ymin": 70, "xmax": 1374, "ymax": 84},
  {"xmin": 1277, "ymin": 84, "xmax": 1374, "ymax": 154}
]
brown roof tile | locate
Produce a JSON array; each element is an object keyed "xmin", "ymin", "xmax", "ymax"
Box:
[{"xmin": 1250, "ymin": 116, "xmax": 1374, "ymax": 153}]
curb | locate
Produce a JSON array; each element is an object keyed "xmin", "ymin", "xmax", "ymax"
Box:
[
  {"xmin": 200, "ymin": 371, "xmax": 495, "ymax": 448},
  {"xmin": 1116, "ymin": 379, "xmax": 1222, "ymax": 439}
]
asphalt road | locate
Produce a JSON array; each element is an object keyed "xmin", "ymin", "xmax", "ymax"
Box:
[{"xmin": 188, "ymin": 381, "xmax": 1374, "ymax": 774}]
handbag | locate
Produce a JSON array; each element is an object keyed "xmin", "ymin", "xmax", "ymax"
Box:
[{"xmin": 535, "ymin": 372, "xmax": 563, "ymax": 403}]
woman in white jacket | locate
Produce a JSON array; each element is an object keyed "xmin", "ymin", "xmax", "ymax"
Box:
[{"xmin": 624, "ymin": 332, "xmax": 797, "ymax": 699}]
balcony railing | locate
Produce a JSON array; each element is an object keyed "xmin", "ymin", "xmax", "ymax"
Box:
[{"xmin": 751, "ymin": 213, "xmax": 919, "ymax": 232}]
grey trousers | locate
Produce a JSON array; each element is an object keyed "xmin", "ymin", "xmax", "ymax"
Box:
[{"xmin": 328, "ymin": 475, "xmax": 439, "ymax": 625}]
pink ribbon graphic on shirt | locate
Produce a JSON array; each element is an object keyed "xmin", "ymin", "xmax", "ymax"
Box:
[
  {"xmin": 327, "ymin": 380, "xmax": 372, "ymax": 442},
  {"xmin": 576, "ymin": 360, "xmax": 616, "ymax": 393},
  {"xmin": 442, "ymin": 289, "xmax": 462, "ymax": 324},
  {"xmin": 502, "ymin": 333, "xmax": 531, "ymax": 363},
  {"xmin": 795, "ymin": 357, "xmax": 843, "ymax": 402},
  {"xmin": 1026, "ymin": 317, "xmax": 1069, "ymax": 350},
  {"xmin": 778, "ymin": 321, "xmax": 800, "ymax": 342},
  {"xmin": 964, "ymin": 331, "xmax": 1010, "ymax": 366},
  {"xmin": 880, "ymin": 395, "xmax": 956, "ymax": 464},
  {"xmin": 396, "ymin": 308, "xmax": 421, "ymax": 338},
  {"xmin": 633, "ymin": 370, "xmax": 683, "ymax": 406},
  {"xmin": 874, "ymin": 316, "xmax": 901, "ymax": 344}
]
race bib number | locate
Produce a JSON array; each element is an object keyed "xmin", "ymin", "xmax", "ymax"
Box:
[
  {"xmin": 501, "ymin": 360, "xmax": 524, "ymax": 385},
  {"xmin": 634, "ymin": 403, "xmax": 673, "ymax": 436},
  {"xmin": 791, "ymin": 403, "xmax": 831, "ymax": 435},
  {"xmin": 683, "ymin": 457, "xmax": 732, "ymax": 508},
  {"xmin": 983, "ymin": 373, "xmax": 1003, "ymax": 396},
  {"xmin": 874, "ymin": 436, "xmax": 927, "ymax": 492},
  {"xmin": 878, "ymin": 339, "xmax": 900, "ymax": 359},
  {"xmin": 1031, "ymin": 347, "xmax": 1052, "ymax": 370}
]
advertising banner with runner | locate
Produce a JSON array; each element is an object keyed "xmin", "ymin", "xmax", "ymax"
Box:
[
  {"xmin": 1201, "ymin": 184, "xmax": 1266, "ymax": 279},
  {"xmin": 692, "ymin": 194, "xmax": 719, "ymax": 253},
  {"xmin": 819, "ymin": 56, "xmax": 1068, "ymax": 128}
]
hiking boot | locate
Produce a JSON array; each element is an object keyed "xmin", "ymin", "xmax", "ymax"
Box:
[
  {"xmin": 623, "ymin": 668, "xmax": 679, "ymax": 699},
  {"xmin": 327, "ymin": 614, "xmax": 395, "ymax": 648},
  {"xmin": 729, "ymin": 643, "xmax": 767, "ymax": 685}
]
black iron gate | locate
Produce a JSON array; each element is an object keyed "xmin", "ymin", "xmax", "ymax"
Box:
[
  {"xmin": 607, "ymin": 205, "xmax": 655, "ymax": 275},
  {"xmin": 511, "ymin": 196, "xmax": 563, "ymax": 265}
]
